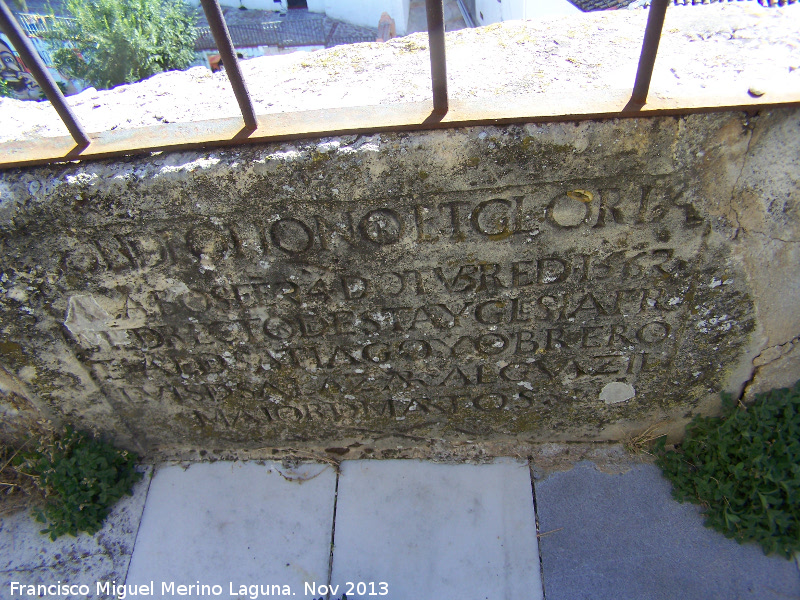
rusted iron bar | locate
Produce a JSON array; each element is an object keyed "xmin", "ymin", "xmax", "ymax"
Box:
[
  {"xmin": 630, "ymin": 0, "xmax": 669, "ymax": 105},
  {"xmin": 0, "ymin": 0, "xmax": 90, "ymax": 146},
  {"xmin": 198, "ymin": 0, "xmax": 257, "ymax": 129},
  {"xmin": 4, "ymin": 94, "xmax": 799, "ymax": 171},
  {"xmin": 425, "ymin": 0, "xmax": 448, "ymax": 114}
]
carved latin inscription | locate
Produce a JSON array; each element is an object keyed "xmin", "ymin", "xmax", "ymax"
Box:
[{"xmin": 48, "ymin": 177, "xmax": 747, "ymax": 440}]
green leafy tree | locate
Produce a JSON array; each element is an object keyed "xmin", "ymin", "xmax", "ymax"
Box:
[{"xmin": 45, "ymin": 0, "xmax": 197, "ymax": 89}]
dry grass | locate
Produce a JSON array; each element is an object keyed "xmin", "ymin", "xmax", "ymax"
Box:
[
  {"xmin": 0, "ymin": 420, "xmax": 56, "ymax": 518},
  {"xmin": 623, "ymin": 422, "xmax": 668, "ymax": 456},
  {"xmin": 0, "ymin": 442, "xmax": 43, "ymax": 517},
  {"xmin": 537, "ymin": 527, "xmax": 564, "ymax": 539}
]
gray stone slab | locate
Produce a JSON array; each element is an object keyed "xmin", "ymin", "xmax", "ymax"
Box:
[
  {"xmin": 534, "ymin": 462, "xmax": 800, "ymax": 600},
  {"xmin": 6, "ymin": 107, "xmax": 800, "ymax": 452},
  {"xmin": 124, "ymin": 461, "xmax": 336, "ymax": 600},
  {"xmin": 330, "ymin": 458, "xmax": 542, "ymax": 600},
  {"xmin": 0, "ymin": 465, "xmax": 152, "ymax": 600}
]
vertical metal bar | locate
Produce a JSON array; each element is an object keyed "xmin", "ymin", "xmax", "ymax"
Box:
[
  {"xmin": 425, "ymin": 0, "xmax": 448, "ymax": 114},
  {"xmin": 0, "ymin": 0, "xmax": 90, "ymax": 145},
  {"xmin": 630, "ymin": 0, "xmax": 669, "ymax": 105},
  {"xmin": 199, "ymin": 0, "xmax": 257, "ymax": 129}
]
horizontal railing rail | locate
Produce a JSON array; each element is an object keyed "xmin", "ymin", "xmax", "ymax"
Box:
[{"xmin": 0, "ymin": 0, "xmax": 798, "ymax": 171}]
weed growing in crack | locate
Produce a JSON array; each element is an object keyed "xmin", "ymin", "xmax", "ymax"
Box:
[
  {"xmin": 656, "ymin": 380, "xmax": 800, "ymax": 558},
  {"xmin": 12, "ymin": 427, "xmax": 142, "ymax": 540}
]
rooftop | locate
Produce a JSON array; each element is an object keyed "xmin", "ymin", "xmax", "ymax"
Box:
[{"xmin": 194, "ymin": 10, "xmax": 377, "ymax": 51}]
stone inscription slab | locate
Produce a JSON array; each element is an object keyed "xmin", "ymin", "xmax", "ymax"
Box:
[{"xmin": 0, "ymin": 118, "xmax": 758, "ymax": 448}]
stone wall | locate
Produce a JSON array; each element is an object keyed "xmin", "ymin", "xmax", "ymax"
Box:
[{"xmin": 1, "ymin": 107, "xmax": 798, "ymax": 454}]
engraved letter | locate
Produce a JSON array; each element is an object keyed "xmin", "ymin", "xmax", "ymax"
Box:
[
  {"xmin": 359, "ymin": 209, "xmax": 403, "ymax": 245},
  {"xmin": 271, "ymin": 218, "xmax": 314, "ymax": 254}
]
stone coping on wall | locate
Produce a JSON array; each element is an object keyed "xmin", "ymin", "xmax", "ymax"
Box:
[{"xmin": 0, "ymin": 2, "xmax": 798, "ymax": 147}]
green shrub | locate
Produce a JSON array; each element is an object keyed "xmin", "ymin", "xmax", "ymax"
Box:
[
  {"xmin": 0, "ymin": 79, "xmax": 13, "ymax": 98},
  {"xmin": 44, "ymin": 0, "xmax": 197, "ymax": 89},
  {"xmin": 16, "ymin": 428, "xmax": 142, "ymax": 540},
  {"xmin": 656, "ymin": 380, "xmax": 800, "ymax": 559}
]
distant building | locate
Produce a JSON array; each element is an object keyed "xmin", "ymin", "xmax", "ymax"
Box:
[
  {"xmin": 460, "ymin": 0, "xmax": 580, "ymax": 27},
  {"xmin": 1, "ymin": 13, "xmax": 84, "ymax": 100},
  {"xmin": 187, "ymin": 0, "xmax": 413, "ymax": 36},
  {"xmin": 192, "ymin": 8, "xmax": 377, "ymax": 72}
]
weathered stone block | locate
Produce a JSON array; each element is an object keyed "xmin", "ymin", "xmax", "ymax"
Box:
[{"xmin": 1, "ymin": 108, "xmax": 798, "ymax": 453}]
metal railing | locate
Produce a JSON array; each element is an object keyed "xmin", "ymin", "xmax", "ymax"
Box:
[
  {"xmin": 198, "ymin": 0, "xmax": 257, "ymax": 129},
  {"xmin": 0, "ymin": 0, "xmax": 90, "ymax": 146},
  {"xmin": 0, "ymin": 0, "xmax": 797, "ymax": 170}
]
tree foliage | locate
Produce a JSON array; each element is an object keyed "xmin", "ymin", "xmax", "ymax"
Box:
[
  {"xmin": 46, "ymin": 0, "xmax": 197, "ymax": 89},
  {"xmin": 0, "ymin": 79, "xmax": 14, "ymax": 98}
]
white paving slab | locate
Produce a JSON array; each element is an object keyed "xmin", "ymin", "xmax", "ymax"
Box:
[
  {"xmin": 330, "ymin": 459, "xmax": 542, "ymax": 600},
  {"xmin": 0, "ymin": 465, "xmax": 152, "ymax": 600},
  {"xmin": 125, "ymin": 461, "xmax": 336, "ymax": 600}
]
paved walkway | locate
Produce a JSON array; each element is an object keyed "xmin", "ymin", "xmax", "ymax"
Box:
[{"xmin": 1, "ymin": 458, "xmax": 798, "ymax": 600}]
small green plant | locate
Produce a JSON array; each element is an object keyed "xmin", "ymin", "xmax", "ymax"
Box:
[
  {"xmin": 0, "ymin": 79, "xmax": 14, "ymax": 99},
  {"xmin": 15, "ymin": 428, "xmax": 142, "ymax": 540},
  {"xmin": 656, "ymin": 380, "xmax": 800, "ymax": 559}
]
